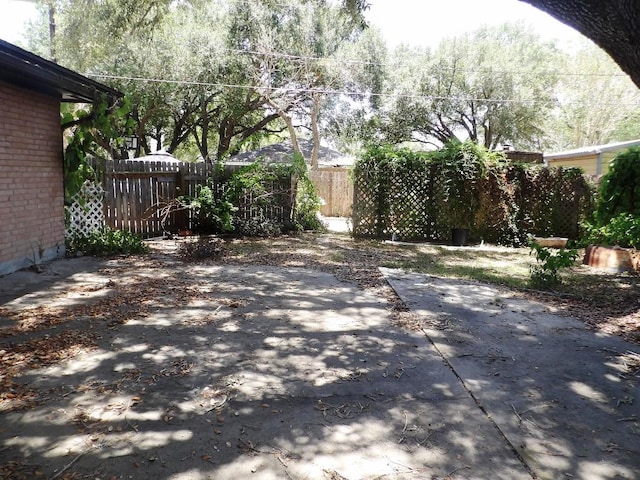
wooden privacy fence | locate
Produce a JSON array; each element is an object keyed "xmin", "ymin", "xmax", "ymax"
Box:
[
  {"xmin": 88, "ymin": 158, "xmax": 294, "ymax": 237},
  {"xmin": 308, "ymin": 167, "xmax": 353, "ymax": 217}
]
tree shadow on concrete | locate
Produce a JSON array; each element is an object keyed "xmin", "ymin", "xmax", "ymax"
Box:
[
  {"xmin": 1, "ymin": 258, "xmax": 530, "ymax": 480},
  {"xmin": 383, "ymin": 268, "xmax": 640, "ymax": 480}
]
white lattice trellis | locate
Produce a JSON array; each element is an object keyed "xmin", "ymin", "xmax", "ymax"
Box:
[{"xmin": 65, "ymin": 180, "xmax": 106, "ymax": 238}]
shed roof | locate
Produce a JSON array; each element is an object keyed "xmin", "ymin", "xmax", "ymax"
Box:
[
  {"xmin": 228, "ymin": 140, "xmax": 354, "ymax": 167},
  {"xmin": 0, "ymin": 40, "xmax": 121, "ymax": 103},
  {"xmin": 545, "ymin": 139, "xmax": 640, "ymax": 161}
]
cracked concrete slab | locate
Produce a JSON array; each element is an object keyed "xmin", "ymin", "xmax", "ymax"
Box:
[
  {"xmin": 1, "ymin": 258, "xmax": 530, "ymax": 479},
  {"xmin": 381, "ymin": 267, "xmax": 640, "ymax": 480}
]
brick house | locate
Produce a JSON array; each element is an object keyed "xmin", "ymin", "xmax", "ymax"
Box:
[{"xmin": 0, "ymin": 40, "xmax": 121, "ymax": 276}]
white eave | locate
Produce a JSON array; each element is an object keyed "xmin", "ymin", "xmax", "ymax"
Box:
[{"xmin": 544, "ymin": 139, "xmax": 640, "ymax": 160}]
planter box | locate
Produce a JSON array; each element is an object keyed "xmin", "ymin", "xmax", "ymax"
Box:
[
  {"xmin": 533, "ymin": 236, "xmax": 568, "ymax": 248},
  {"xmin": 583, "ymin": 245, "xmax": 637, "ymax": 273}
]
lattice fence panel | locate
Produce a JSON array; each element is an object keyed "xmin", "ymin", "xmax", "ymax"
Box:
[
  {"xmin": 65, "ymin": 180, "xmax": 105, "ymax": 238},
  {"xmin": 353, "ymin": 154, "xmax": 594, "ymax": 244},
  {"xmin": 352, "ymin": 159, "xmax": 388, "ymax": 238}
]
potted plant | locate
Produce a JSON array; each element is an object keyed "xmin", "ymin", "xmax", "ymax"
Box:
[{"xmin": 581, "ymin": 147, "xmax": 640, "ymax": 273}]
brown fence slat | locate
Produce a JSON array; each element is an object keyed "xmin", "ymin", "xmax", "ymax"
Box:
[
  {"xmin": 309, "ymin": 167, "xmax": 353, "ymax": 217},
  {"xmin": 87, "ymin": 158, "xmax": 297, "ymax": 238}
]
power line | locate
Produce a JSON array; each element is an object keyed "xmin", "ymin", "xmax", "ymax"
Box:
[{"xmin": 88, "ymin": 73, "xmax": 640, "ymax": 106}]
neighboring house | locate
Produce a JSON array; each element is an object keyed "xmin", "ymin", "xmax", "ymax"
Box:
[
  {"xmin": 0, "ymin": 40, "xmax": 121, "ymax": 276},
  {"xmin": 544, "ymin": 139, "xmax": 640, "ymax": 176},
  {"xmin": 227, "ymin": 140, "xmax": 355, "ymax": 217}
]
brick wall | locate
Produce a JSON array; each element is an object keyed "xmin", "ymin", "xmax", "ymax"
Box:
[{"xmin": 0, "ymin": 81, "xmax": 65, "ymax": 275}]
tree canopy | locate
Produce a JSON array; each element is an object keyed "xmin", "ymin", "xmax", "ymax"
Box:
[
  {"xmin": 520, "ymin": 0, "xmax": 640, "ymax": 89},
  {"xmin": 26, "ymin": 0, "xmax": 640, "ymax": 159},
  {"xmin": 372, "ymin": 23, "xmax": 561, "ymax": 150},
  {"xmin": 30, "ymin": 0, "xmax": 368, "ymax": 162}
]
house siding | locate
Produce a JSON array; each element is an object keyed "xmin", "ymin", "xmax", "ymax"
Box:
[
  {"xmin": 547, "ymin": 151, "xmax": 623, "ymax": 176},
  {"xmin": 546, "ymin": 154, "xmax": 598, "ymax": 175},
  {"xmin": 544, "ymin": 140, "xmax": 640, "ymax": 177},
  {"xmin": 0, "ymin": 81, "xmax": 65, "ymax": 275}
]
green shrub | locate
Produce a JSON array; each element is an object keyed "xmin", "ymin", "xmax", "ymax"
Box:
[
  {"xmin": 180, "ymin": 183, "xmax": 236, "ymax": 234},
  {"xmin": 294, "ymin": 165, "xmax": 324, "ymax": 231},
  {"xmin": 225, "ymin": 153, "xmax": 323, "ymax": 234},
  {"xmin": 66, "ymin": 227, "xmax": 148, "ymax": 256},
  {"xmin": 594, "ymin": 147, "xmax": 640, "ymax": 225},
  {"xmin": 529, "ymin": 241, "xmax": 578, "ymax": 289},
  {"xmin": 581, "ymin": 213, "xmax": 640, "ymax": 248}
]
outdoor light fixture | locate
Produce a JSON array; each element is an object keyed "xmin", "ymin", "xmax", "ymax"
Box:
[
  {"xmin": 125, "ymin": 135, "xmax": 139, "ymax": 151},
  {"xmin": 124, "ymin": 135, "xmax": 138, "ymax": 159}
]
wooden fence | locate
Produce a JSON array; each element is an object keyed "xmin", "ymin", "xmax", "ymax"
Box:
[
  {"xmin": 308, "ymin": 167, "xmax": 353, "ymax": 217},
  {"xmin": 89, "ymin": 159, "xmax": 293, "ymax": 237}
]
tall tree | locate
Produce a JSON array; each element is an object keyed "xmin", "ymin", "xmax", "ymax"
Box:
[
  {"xmin": 375, "ymin": 23, "xmax": 561, "ymax": 150},
  {"xmin": 225, "ymin": 0, "xmax": 366, "ymax": 167},
  {"xmin": 547, "ymin": 40, "xmax": 640, "ymax": 150},
  {"xmin": 322, "ymin": 25, "xmax": 388, "ymax": 154},
  {"xmin": 520, "ymin": 0, "xmax": 640, "ymax": 89},
  {"xmin": 29, "ymin": 0, "xmax": 365, "ymax": 163}
]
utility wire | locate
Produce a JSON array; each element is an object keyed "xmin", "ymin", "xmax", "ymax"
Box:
[{"xmin": 88, "ymin": 73, "xmax": 640, "ymax": 106}]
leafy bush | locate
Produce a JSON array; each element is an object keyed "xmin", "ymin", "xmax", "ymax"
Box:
[
  {"xmin": 293, "ymin": 161, "xmax": 324, "ymax": 231},
  {"xmin": 225, "ymin": 153, "xmax": 323, "ymax": 234},
  {"xmin": 66, "ymin": 227, "xmax": 148, "ymax": 256},
  {"xmin": 594, "ymin": 147, "xmax": 640, "ymax": 225},
  {"xmin": 581, "ymin": 213, "xmax": 640, "ymax": 248},
  {"xmin": 181, "ymin": 183, "xmax": 235, "ymax": 234},
  {"xmin": 529, "ymin": 241, "xmax": 578, "ymax": 289}
]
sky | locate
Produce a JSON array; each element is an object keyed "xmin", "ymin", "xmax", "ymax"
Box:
[
  {"xmin": 0, "ymin": 0, "xmax": 586, "ymax": 50},
  {"xmin": 364, "ymin": 0, "xmax": 586, "ymax": 49}
]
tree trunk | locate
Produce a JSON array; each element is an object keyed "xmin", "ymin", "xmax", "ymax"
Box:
[
  {"xmin": 310, "ymin": 93, "xmax": 321, "ymax": 170},
  {"xmin": 48, "ymin": 2, "xmax": 56, "ymax": 62},
  {"xmin": 520, "ymin": 0, "xmax": 640, "ymax": 88},
  {"xmin": 200, "ymin": 95, "xmax": 210, "ymax": 164},
  {"xmin": 267, "ymin": 98, "xmax": 303, "ymax": 159}
]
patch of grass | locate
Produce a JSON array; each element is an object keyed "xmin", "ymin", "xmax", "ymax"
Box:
[{"xmin": 384, "ymin": 245, "xmax": 533, "ymax": 289}]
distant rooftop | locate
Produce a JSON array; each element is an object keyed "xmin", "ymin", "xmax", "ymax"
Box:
[{"xmin": 545, "ymin": 139, "xmax": 640, "ymax": 160}]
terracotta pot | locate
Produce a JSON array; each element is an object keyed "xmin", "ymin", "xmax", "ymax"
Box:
[{"xmin": 583, "ymin": 245, "xmax": 634, "ymax": 273}]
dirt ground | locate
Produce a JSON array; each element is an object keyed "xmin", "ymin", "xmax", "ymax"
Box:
[{"xmin": 0, "ymin": 233, "xmax": 638, "ymax": 479}]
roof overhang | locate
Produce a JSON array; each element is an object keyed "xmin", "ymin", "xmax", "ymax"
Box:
[
  {"xmin": 0, "ymin": 40, "xmax": 122, "ymax": 103},
  {"xmin": 545, "ymin": 139, "xmax": 640, "ymax": 161}
]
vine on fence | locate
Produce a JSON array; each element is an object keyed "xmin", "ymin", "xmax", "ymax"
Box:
[
  {"xmin": 353, "ymin": 142, "xmax": 594, "ymax": 245},
  {"xmin": 62, "ymin": 95, "xmax": 134, "ymax": 203}
]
